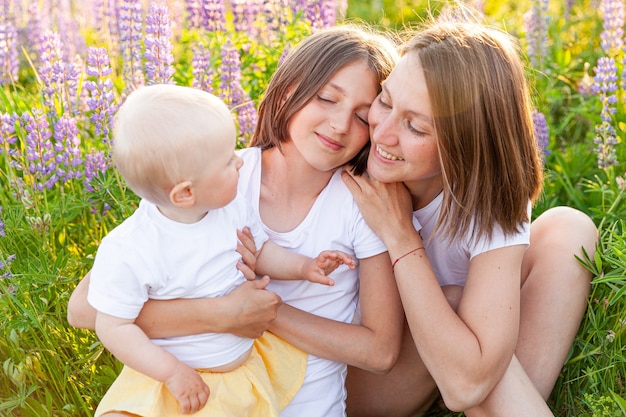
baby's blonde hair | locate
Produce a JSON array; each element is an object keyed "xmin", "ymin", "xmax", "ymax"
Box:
[{"xmin": 113, "ymin": 84, "xmax": 236, "ymax": 205}]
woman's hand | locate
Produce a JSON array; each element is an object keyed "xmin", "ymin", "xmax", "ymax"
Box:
[
  {"xmin": 237, "ymin": 227, "xmax": 257, "ymax": 280},
  {"xmin": 341, "ymin": 169, "xmax": 415, "ymax": 246}
]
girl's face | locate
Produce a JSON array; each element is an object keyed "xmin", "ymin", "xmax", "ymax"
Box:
[
  {"xmin": 287, "ymin": 60, "xmax": 378, "ymax": 172},
  {"xmin": 366, "ymin": 53, "xmax": 443, "ymax": 205}
]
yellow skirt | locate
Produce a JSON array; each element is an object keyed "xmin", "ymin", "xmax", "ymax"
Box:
[{"xmin": 95, "ymin": 332, "xmax": 307, "ymax": 417}]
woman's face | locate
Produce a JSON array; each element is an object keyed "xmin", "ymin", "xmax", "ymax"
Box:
[
  {"xmin": 366, "ymin": 53, "xmax": 443, "ymax": 202},
  {"xmin": 288, "ymin": 60, "xmax": 378, "ymax": 172}
]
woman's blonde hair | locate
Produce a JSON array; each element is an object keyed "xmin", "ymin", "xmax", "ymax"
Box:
[
  {"xmin": 251, "ymin": 24, "xmax": 399, "ymax": 174},
  {"xmin": 113, "ymin": 84, "xmax": 236, "ymax": 205},
  {"xmin": 404, "ymin": 14, "xmax": 543, "ymax": 242}
]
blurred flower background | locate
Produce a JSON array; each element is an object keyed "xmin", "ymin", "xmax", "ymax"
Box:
[{"xmin": 0, "ymin": 0, "xmax": 624, "ymax": 415}]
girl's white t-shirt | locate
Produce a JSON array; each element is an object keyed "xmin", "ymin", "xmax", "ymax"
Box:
[{"xmin": 237, "ymin": 147, "xmax": 388, "ymax": 417}]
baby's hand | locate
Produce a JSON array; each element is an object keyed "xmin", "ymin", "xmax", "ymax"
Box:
[
  {"xmin": 165, "ymin": 362, "xmax": 210, "ymax": 414},
  {"xmin": 301, "ymin": 250, "xmax": 356, "ymax": 286}
]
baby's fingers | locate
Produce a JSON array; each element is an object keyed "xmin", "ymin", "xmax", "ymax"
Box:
[{"xmin": 326, "ymin": 250, "xmax": 356, "ymax": 269}]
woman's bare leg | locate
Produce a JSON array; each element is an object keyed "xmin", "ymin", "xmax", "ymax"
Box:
[
  {"xmin": 346, "ymin": 320, "xmax": 438, "ymax": 417},
  {"xmin": 467, "ymin": 207, "xmax": 597, "ymax": 416},
  {"xmin": 517, "ymin": 206, "xmax": 596, "ymax": 398}
]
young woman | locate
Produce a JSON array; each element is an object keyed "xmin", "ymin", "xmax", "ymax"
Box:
[
  {"xmin": 341, "ymin": 15, "xmax": 598, "ymax": 417},
  {"xmin": 68, "ymin": 26, "xmax": 404, "ymax": 417}
]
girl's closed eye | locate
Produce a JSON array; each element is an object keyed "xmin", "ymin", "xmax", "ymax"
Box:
[{"xmin": 317, "ymin": 94, "xmax": 336, "ymax": 104}]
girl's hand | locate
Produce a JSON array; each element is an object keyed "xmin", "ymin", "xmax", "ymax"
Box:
[
  {"xmin": 237, "ymin": 227, "xmax": 257, "ymax": 280},
  {"xmin": 301, "ymin": 250, "xmax": 356, "ymax": 286},
  {"xmin": 341, "ymin": 169, "xmax": 415, "ymax": 245}
]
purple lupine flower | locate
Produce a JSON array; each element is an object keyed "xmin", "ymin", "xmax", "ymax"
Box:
[
  {"xmin": 167, "ymin": 0, "xmax": 185, "ymax": 39},
  {"xmin": 623, "ymin": 50, "xmax": 626, "ymax": 91},
  {"xmin": 578, "ymin": 62, "xmax": 595, "ymax": 95},
  {"xmin": 21, "ymin": 110, "xmax": 57, "ymax": 190},
  {"xmin": 0, "ymin": 254, "xmax": 16, "ymax": 281},
  {"xmin": 85, "ymin": 47, "xmax": 117, "ymax": 144},
  {"xmin": 83, "ymin": 149, "xmax": 109, "ymax": 192},
  {"xmin": 105, "ymin": 0, "xmax": 121, "ymax": 51},
  {"xmin": 3, "ymin": 112, "xmax": 20, "ymax": 171},
  {"xmin": 0, "ymin": 21, "xmax": 19, "ymax": 85},
  {"xmin": 599, "ymin": 0, "xmax": 624, "ymax": 57},
  {"xmin": 91, "ymin": 0, "xmax": 106, "ymax": 30},
  {"xmin": 118, "ymin": 0, "xmax": 145, "ymax": 93},
  {"xmin": 219, "ymin": 39, "xmax": 244, "ymax": 107},
  {"xmin": 38, "ymin": 30, "xmax": 63, "ymax": 115},
  {"xmin": 235, "ymin": 98, "xmax": 258, "ymax": 144},
  {"xmin": 0, "ymin": 206, "xmax": 4, "ymax": 238},
  {"xmin": 26, "ymin": 3, "xmax": 47, "ymax": 62},
  {"xmin": 523, "ymin": 0, "xmax": 550, "ymax": 68},
  {"xmin": 53, "ymin": 115, "xmax": 83, "ymax": 184},
  {"xmin": 231, "ymin": 0, "xmax": 261, "ymax": 38},
  {"xmin": 320, "ymin": 0, "xmax": 337, "ymax": 28},
  {"xmin": 200, "ymin": 0, "xmax": 226, "ymax": 32},
  {"xmin": 592, "ymin": 57, "xmax": 619, "ymax": 168},
  {"xmin": 57, "ymin": 8, "xmax": 81, "ymax": 60},
  {"xmin": 192, "ymin": 43, "xmax": 214, "ymax": 92},
  {"xmin": 564, "ymin": 0, "xmax": 575, "ymax": 19},
  {"xmin": 61, "ymin": 55, "xmax": 83, "ymax": 117},
  {"xmin": 261, "ymin": 0, "xmax": 292, "ymax": 42},
  {"xmin": 1, "ymin": 112, "xmax": 17, "ymax": 150},
  {"xmin": 292, "ymin": 0, "xmax": 336, "ymax": 31},
  {"xmin": 532, "ymin": 109, "xmax": 551, "ymax": 161},
  {"xmin": 145, "ymin": 3, "xmax": 175, "ymax": 85},
  {"xmin": 186, "ymin": 0, "xmax": 203, "ymax": 29}
]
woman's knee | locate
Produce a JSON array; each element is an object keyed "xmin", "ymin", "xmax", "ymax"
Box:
[{"xmin": 531, "ymin": 206, "xmax": 598, "ymax": 256}]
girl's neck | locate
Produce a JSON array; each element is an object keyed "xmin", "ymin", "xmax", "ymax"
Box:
[
  {"xmin": 261, "ymin": 143, "xmax": 335, "ymax": 199},
  {"xmin": 258, "ymin": 144, "xmax": 335, "ymax": 232}
]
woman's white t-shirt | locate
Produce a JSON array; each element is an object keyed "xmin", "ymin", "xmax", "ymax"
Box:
[{"xmin": 414, "ymin": 192, "xmax": 530, "ymax": 287}]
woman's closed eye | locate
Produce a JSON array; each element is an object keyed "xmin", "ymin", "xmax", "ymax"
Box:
[{"xmin": 377, "ymin": 95, "xmax": 391, "ymax": 109}]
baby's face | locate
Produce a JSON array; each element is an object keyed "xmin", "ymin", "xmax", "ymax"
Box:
[{"xmin": 193, "ymin": 127, "xmax": 242, "ymax": 211}]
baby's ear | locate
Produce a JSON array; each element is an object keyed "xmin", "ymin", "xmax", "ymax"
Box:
[{"xmin": 169, "ymin": 181, "xmax": 194, "ymax": 207}]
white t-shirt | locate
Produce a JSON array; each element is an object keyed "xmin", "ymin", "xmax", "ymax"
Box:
[
  {"xmin": 237, "ymin": 147, "xmax": 388, "ymax": 417},
  {"xmin": 88, "ymin": 196, "xmax": 268, "ymax": 369},
  {"xmin": 414, "ymin": 192, "xmax": 530, "ymax": 287}
]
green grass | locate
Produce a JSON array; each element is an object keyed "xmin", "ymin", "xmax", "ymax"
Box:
[{"xmin": 1, "ymin": 1, "xmax": 625, "ymax": 416}]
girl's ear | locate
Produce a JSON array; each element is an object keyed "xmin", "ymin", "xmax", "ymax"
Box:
[{"xmin": 169, "ymin": 181, "xmax": 194, "ymax": 208}]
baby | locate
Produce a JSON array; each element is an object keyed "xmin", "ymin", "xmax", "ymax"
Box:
[{"xmin": 87, "ymin": 84, "xmax": 354, "ymax": 416}]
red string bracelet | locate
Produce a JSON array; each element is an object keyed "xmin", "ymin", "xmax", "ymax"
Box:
[{"xmin": 391, "ymin": 247, "xmax": 425, "ymax": 271}]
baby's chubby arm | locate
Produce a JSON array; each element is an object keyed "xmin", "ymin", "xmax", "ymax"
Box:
[
  {"xmin": 95, "ymin": 312, "xmax": 209, "ymax": 414},
  {"xmin": 255, "ymin": 240, "xmax": 355, "ymax": 286}
]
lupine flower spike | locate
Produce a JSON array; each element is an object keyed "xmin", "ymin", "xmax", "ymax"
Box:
[
  {"xmin": 85, "ymin": 47, "xmax": 117, "ymax": 145},
  {"xmin": 592, "ymin": 57, "xmax": 619, "ymax": 169},
  {"xmin": 145, "ymin": 3, "xmax": 175, "ymax": 85}
]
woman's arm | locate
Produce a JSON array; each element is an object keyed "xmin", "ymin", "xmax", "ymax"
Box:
[
  {"xmin": 67, "ymin": 273, "xmax": 282, "ymax": 339},
  {"xmin": 342, "ymin": 171, "xmax": 524, "ymax": 411},
  {"xmin": 269, "ymin": 251, "xmax": 404, "ymax": 374}
]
